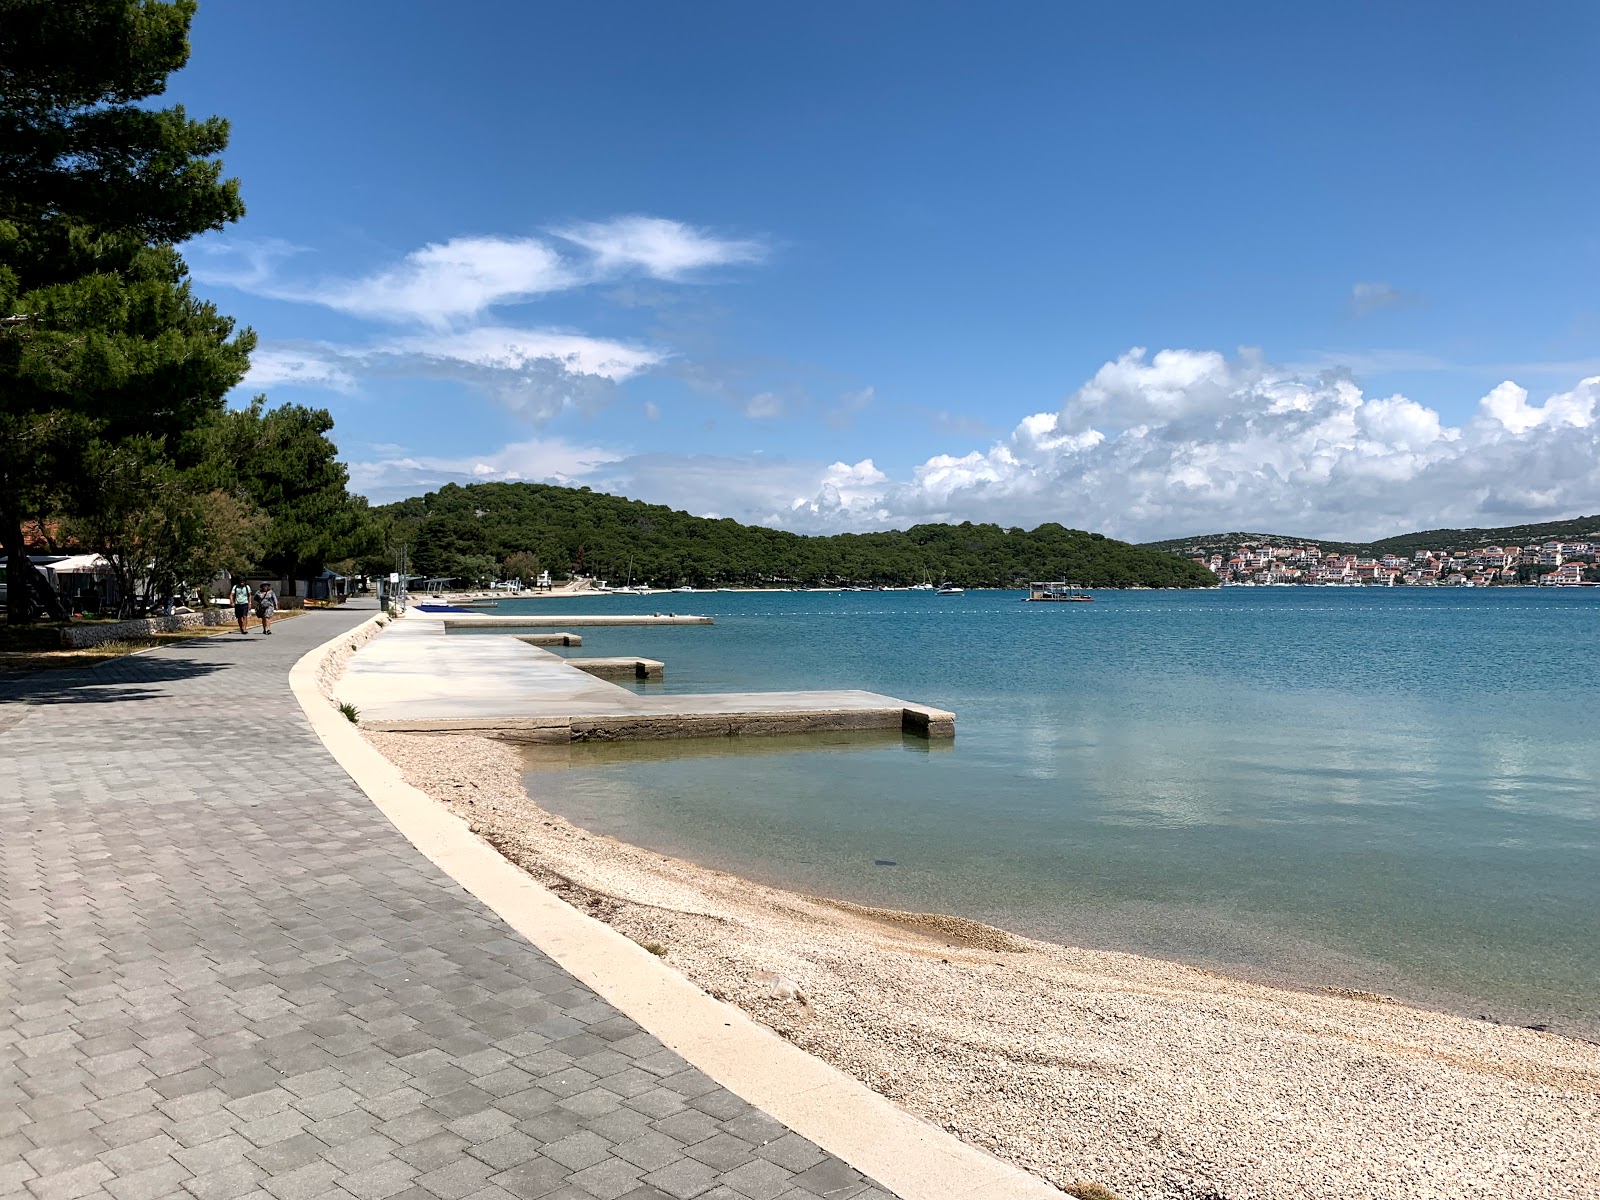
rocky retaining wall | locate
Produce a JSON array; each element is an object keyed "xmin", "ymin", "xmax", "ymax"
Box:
[{"xmin": 59, "ymin": 609, "xmax": 226, "ymax": 648}]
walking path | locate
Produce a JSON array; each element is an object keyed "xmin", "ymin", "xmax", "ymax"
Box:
[{"xmin": 1, "ymin": 606, "xmax": 895, "ymax": 1200}]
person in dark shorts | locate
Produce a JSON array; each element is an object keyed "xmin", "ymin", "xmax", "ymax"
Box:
[{"xmin": 230, "ymin": 577, "xmax": 251, "ymax": 634}]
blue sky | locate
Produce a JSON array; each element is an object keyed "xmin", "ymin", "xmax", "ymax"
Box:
[{"xmin": 174, "ymin": 1, "xmax": 1600, "ymax": 540}]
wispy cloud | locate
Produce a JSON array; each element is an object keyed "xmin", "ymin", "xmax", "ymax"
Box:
[
  {"xmin": 1350, "ymin": 280, "xmax": 1415, "ymax": 317},
  {"xmin": 554, "ymin": 216, "xmax": 766, "ymax": 280},
  {"xmin": 347, "ymin": 436, "xmax": 624, "ymax": 502},
  {"xmin": 194, "ymin": 215, "xmax": 754, "ymax": 415},
  {"xmin": 193, "ymin": 216, "xmax": 765, "ymax": 328},
  {"xmin": 239, "ymin": 344, "xmax": 357, "ymax": 393},
  {"xmin": 320, "ymin": 237, "xmax": 575, "ymax": 326},
  {"xmin": 243, "ymin": 327, "xmax": 663, "ymax": 425}
]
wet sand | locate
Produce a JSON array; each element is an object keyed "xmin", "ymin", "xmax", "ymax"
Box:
[{"xmin": 361, "ymin": 728, "xmax": 1600, "ymax": 1200}]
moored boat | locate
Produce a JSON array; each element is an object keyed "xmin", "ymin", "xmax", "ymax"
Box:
[{"xmin": 1025, "ymin": 581, "xmax": 1093, "ymax": 602}]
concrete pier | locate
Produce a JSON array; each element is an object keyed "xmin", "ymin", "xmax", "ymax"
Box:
[
  {"xmin": 341, "ymin": 614, "xmax": 954, "ymax": 741},
  {"xmin": 512, "ymin": 631, "xmax": 583, "ymax": 645},
  {"xmin": 444, "ymin": 613, "xmax": 714, "ymax": 629},
  {"xmin": 569, "ymin": 655, "xmax": 665, "ymax": 680}
]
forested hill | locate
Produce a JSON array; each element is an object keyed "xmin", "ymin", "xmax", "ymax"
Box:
[
  {"xmin": 376, "ymin": 482, "xmax": 1217, "ymax": 588},
  {"xmin": 1142, "ymin": 514, "xmax": 1600, "ymax": 559}
]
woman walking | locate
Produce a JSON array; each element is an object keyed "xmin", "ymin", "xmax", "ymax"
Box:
[
  {"xmin": 230, "ymin": 577, "xmax": 251, "ymax": 634},
  {"xmin": 256, "ymin": 581, "xmax": 278, "ymax": 634}
]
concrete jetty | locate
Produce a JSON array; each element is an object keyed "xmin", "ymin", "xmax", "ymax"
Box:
[
  {"xmin": 569, "ymin": 655, "xmax": 665, "ymax": 680},
  {"xmin": 444, "ymin": 613, "xmax": 714, "ymax": 629},
  {"xmin": 341, "ymin": 614, "xmax": 954, "ymax": 741}
]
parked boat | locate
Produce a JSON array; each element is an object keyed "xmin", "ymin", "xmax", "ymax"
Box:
[
  {"xmin": 934, "ymin": 583, "xmax": 965, "ymax": 595},
  {"xmin": 1025, "ymin": 581, "xmax": 1093, "ymax": 602}
]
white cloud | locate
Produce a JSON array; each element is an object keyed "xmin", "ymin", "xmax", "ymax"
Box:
[
  {"xmin": 347, "ymin": 436, "xmax": 624, "ymax": 503},
  {"xmin": 319, "ymin": 236, "xmax": 574, "ymax": 325},
  {"xmin": 1351, "ymin": 281, "xmax": 1409, "ymax": 316},
  {"xmin": 767, "ymin": 350, "xmax": 1600, "ymax": 541},
  {"xmin": 743, "ymin": 392, "xmax": 784, "ymax": 419},
  {"xmin": 378, "ymin": 326, "xmax": 660, "ymax": 380},
  {"xmin": 240, "ymin": 345, "xmax": 357, "ymax": 393},
  {"xmin": 375, "ymin": 350, "xmax": 1599, "ymax": 543},
  {"xmin": 193, "ymin": 216, "xmax": 765, "ymax": 328},
  {"xmin": 555, "ymin": 216, "xmax": 766, "ymax": 279},
  {"xmin": 243, "ymin": 327, "xmax": 662, "ymax": 425}
]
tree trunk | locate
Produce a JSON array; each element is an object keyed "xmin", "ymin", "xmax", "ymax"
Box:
[{"xmin": 1, "ymin": 513, "xmax": 68, "ymax": 623}]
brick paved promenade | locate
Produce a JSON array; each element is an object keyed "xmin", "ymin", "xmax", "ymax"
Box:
[{"xmin": 1, "ymin": 606, "xmax": 893, "ymax": 1200}]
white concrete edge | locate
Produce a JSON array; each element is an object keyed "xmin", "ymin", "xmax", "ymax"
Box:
[{"xmin": 289, "ymin": 617, "xmax": 1063, "ymax": 1200}]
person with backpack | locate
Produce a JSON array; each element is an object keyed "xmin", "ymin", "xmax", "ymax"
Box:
[{"xmin": 230, "ymin": 578, "xmax": 252, "ymax": 634}]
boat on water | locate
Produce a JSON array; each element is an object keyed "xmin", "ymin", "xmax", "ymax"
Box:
[
  {"xmin": 1025, "ymin": 581, "xmax": 1093, "ymax": 602},
  {"xmin": 934, "ymin": 583, "xmax": 965, "ymax": 595}
]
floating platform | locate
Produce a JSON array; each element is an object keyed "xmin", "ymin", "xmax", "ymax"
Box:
[{"xmin": 341, "ymin": 616, "xmax": 953, "ymax": 742}]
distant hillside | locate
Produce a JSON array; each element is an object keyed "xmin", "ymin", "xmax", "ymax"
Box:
[
  {"xmin": 375, "ymin": 482, "xmax": 1217, "ymax": 588},
  {"xmin": 1143, "ymin": 514, "xmax": 1600, "ymax": 559}
]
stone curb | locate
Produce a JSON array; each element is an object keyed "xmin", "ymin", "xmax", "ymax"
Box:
[{"xmin": 289, "ymin": 615, "xmax": 1063, "ymax": 1200}]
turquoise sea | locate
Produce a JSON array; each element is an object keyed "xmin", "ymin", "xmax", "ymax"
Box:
[{"xmin": 492, "ymin": 587, "xmax": 1599, "ymax": 1037}]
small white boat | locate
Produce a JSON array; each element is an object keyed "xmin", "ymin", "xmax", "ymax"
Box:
[{"xmin": 934, "ymin": 584, "xmax": 964, "ymax": 595}]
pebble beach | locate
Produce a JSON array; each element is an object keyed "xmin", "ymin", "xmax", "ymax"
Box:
[{"xmin": 364, "ymin": 728, "xmax": 1600, "ymax": 1200}]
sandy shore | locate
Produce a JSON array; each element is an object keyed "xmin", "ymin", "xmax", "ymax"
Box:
[{"xmin": 362, "ymin": 729, "xmax": 1600, "ymax": 1200}]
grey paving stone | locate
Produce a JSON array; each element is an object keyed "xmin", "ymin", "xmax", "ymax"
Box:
[
  {"xmin": 564, "ymin": 1156, "xmax": 645, "ymax": 1200},
  {"xmin": 639, "ymin": 1157, "xmax": 720, "ymax": 1200},
  {"xmin": 717, "ymin": 1158, "xmax": 797, "ymax": 1200},
  {"xmin": 0, "ymin": 608, "xmax": 897, "ymax": 1200},
  {"xmin": 485, "ymin": 1158, "xmax": 568, "ymax": 1200}
]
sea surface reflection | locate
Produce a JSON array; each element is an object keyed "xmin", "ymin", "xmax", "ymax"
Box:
[{"xmin": 506, "ymin": 587, "xmax": 1599, "ymax": 1036}]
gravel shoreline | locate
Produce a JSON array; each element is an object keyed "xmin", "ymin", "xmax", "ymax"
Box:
[{"xmin": 365, "ymin": 729, "xmax": 1600, "ymax": 1200}]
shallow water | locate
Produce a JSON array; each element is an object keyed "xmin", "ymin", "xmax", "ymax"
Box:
[{"xmin": 494, "ymin": 587, "xmax": 1599, "ymax": 1036}]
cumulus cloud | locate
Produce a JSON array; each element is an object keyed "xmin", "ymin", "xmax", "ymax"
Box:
[
  {"xmin": 360, "ymin": 350, "xmax": 1599, "ymax": 543},
  {"xmin": 770, "ymin": 349, "xmax": 1600, "ymax": 541},
  {"xmin": 554, "ymin": 216, "xmax": 766, "ymax": 279}
]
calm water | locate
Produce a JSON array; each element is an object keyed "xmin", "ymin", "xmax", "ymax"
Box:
[{"xmin": 485, "ymin": 588, "xmax": 1598, "ymax": 1036}]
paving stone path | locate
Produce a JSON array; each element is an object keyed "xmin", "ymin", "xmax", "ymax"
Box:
[{"xmin": 1, "ymin": 607, "xmax": 895, "ymax": 1200}]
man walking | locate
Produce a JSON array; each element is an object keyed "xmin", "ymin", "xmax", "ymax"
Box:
[
  {"xmin": 230, "ymin": 577, "xmax": 251, "ymax": 634},
  {"xmin": 256, "ymin": 581, "xmax": 278, "ymax": 634}
]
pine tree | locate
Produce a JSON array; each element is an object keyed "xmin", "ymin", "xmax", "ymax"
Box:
[{"xmin": 0, "ymin": 0, "xmax": 250, "ymax": 620}]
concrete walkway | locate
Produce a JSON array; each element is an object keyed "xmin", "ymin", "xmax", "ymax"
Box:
[{"xmin": 1, "ymin": 607, "xmax": 894, "ymax": 1200}]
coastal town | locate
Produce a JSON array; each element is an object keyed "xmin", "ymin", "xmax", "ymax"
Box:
[{"xmin": 1194, "ymin": 541, "xmax": 1600, "ymax": 586}]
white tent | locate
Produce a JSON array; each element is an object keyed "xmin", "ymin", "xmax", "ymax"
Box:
[{"xmin": 44, "ymin": 554, "xmax": 113, "ymax": 575}]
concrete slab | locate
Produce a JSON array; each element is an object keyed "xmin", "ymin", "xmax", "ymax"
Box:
[
  {"xmin": 569, "ymin": 656, "xmax": 665, "ymax": 680},
  {"xmin": 442, "ymin": 614, "xmax": 714, "ymax": 628},
  {"xmin": 341, "ymin": 617, "xmax": 955, "ymax": 740}
]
